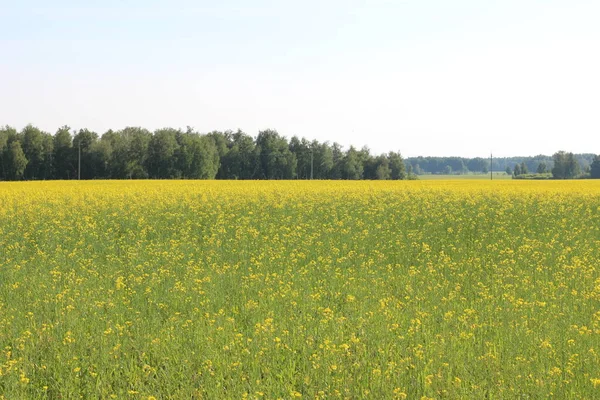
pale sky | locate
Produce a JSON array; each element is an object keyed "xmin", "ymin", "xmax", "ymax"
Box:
[{"xmin": 1, "ymin": 0, "xmax": 599, "ymax": 157}]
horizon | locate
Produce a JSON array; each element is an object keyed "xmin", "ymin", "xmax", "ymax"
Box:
[{"xmin": 2, "ymin": 1, "xmax": 599, "ymax": 158}]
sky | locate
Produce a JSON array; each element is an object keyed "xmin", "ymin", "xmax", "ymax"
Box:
[{"xmin": 1, "ymin": 0, "xmax": 599, "ymax": 157}]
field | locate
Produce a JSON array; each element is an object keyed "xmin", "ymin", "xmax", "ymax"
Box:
[
  {"xmin": 418, "ymin": 173, "xmax": 512, "ymax": 180},
  {"xmin": 1, "ymin": 180, "xmax": 599, "ymax": 399}
]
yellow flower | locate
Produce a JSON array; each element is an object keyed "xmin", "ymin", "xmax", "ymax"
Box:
[
  {"xmin": 115, "ymin": 276, "xmax": 125, "ymax": 290},
  {"xmin": 393, "ymin": 388, "xmax": 408, "ymax": 399}
]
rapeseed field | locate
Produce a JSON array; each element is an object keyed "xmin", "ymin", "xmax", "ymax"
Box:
[{"xmin": 0, "ymin": 180, "xmax": 599, "ymax": 399}]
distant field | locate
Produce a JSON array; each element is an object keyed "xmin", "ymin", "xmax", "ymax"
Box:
[
  {"xmin": 1, "ymin": 180, "xmax": 599, "ymax": 398},
  {"xmin": 418, "ymin": 173, "xmax": 513, "ymax": 180}
]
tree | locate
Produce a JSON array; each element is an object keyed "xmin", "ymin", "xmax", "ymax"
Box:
[
  {"xmin": 107, "ymin": 127, "xmax": 150, "ymax": 179},
  {"xmin": 357, "ymin": 147, "xmax": 373, "ymax": 178},
  {"xmin": 536, "ymin": 162, "xmax": 548, "ymax": 174},
  {"xmin": 520, "ymin": 162, "xmax": 528, "ymax": 175},
  {"xmin": 388, "ymin": 152, "xmax": 406, "ymax": 180},
  {"xmin": 90, "ymin": 138, "xmax": 112, "ymax": 179},
  {"xmin": 188, "ymin": 135, "xmax": 220, "ymax": 179},
  {"xmin": 340, "ymin": 146, "xmax": 363, "ymax": 179},
  {"xmin": 513, "ymin": 164, "xmax": 521, "ymax": 176},
  {"xmin": 38, "ymin": 133, "xmax": 53, "ymax": 179},
  {"xmin": 362, "ymin": 151, "xmax": 379, "ymax": 180},
  {"xmin": 206, "ymin": 131, "xmax": 231, "ymax": 160},
  {"xmin": 505, "ymin": 166, "xmax": 512, "ymax": 175},
  {"xmin": 590, "ymin": 155, "xmax": 600, "ymax": 179},
  {"xmin": 467, "ymin": 157, "xmax": 487, "ymax": 173},
  {"xmin": 552, "ymin": 151, "xmax": 580, "ymax": 179},
  {"xmin": 6, "ymin": 141, "xmax": 28, "ymax": 180},
  {"xmin": 147, "ymin": 128, "xmax": 179, "ymax": 178},
  {"xmin": 219, "ymin": 130, "xmax": 260, "ymax": 179},
  {"xmin": 311, "ymin": 141, "xmax": 334, "ymax": 179},
  {"xmin": 0, "ymin": 124, "xmax": 423, "ymax": 180},
  {"xmin": 73, "ymin": 129, "xmax": 100, "ymax": 179},
  {"xmin": 0, "ymin": 126, "xmax": 18, "ymax": 179},
  {"xmin": 256, "ymin": 129, "xmax": 296, "ymax": 179},
  {"xmin": 21, "ymin": 125, "xmax": 45, "ymax": 179},
  {"xmin": 289, "ymin": 136, "xmax": 312, "ymax": 179},
  {"xmin": 53, "ymin": 126, "xmax": 74, "ymax": 179},
  {"xmin": 330, "ymin": 143, "xmax": 344, "ymax": 179},
  {"xmin": 375, "ymin": 158, "xmax": 391, "ymax": 180},
  {"xmin": 127, "ymin": 127, "xmax": 151, "ymax": 178},
  {"xmin": 170, "ymin": 129, "xmax": 220, "ymax": 179}
]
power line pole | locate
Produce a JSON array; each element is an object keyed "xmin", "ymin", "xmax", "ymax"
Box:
[{"xmin": 78, "ymin": 140, "xmax": 81, "ymax": 180}]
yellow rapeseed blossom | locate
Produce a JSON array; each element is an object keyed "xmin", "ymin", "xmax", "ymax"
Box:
[{"xmin": 0, "ymin": 180, "xmax": 599, "ymax": 398}]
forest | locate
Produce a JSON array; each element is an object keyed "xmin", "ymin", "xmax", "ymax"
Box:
[
  {"xmin": 1, "ymin": 125, "xmax": 599, "ymax": 180},
  {"xmin": 0, "ymin": 125, "xmax": 405, "ymax": 181}
]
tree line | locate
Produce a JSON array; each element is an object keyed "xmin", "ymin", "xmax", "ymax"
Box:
[
  {"xmin": 0, "ymin": 125, "xmax": 407, "ymax": 181},
  {"xmin": 405, "ymin": 153, "xmax": 599, "ymax": 177},
  {"xmin": 508, "ymin": 152, "xmax": 600, "ymax": 179}
]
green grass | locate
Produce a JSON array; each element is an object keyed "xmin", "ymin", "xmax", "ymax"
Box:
[{"xmin": 418, "ymin": 173, "xmax": 512, "ymax": 180}]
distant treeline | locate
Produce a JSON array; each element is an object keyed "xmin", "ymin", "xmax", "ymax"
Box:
[
  {"xmin": 0, "ymin": 125, "xmax": 408, "ymax": 181},
  {"xmin": 406, "ymin": 154, "xmax": 598, "ymax": 176},
  {"xmin": 2, "ymin": 125, "xmax": 599, "ymax": 181}
]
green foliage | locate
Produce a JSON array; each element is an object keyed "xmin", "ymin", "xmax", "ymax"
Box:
[
  {"xmin": 256, "ymin": 130, "xmax": 297, "ymax": 179},
  {"xmin": 3, "ymin": 123, "xmax": 596, "ymax": 183},
  {"xmin": 21, "ymin": 124, "xmax": 53, "ymax": 179},
  {"xmin": 520, "ymin": 162, "xmax": 528, "ymax": 174},
  {"xmin": 0, "ymin": 124, "xmax": 412, "ymax": 181},
  {"xmin": 73, "ymin": 129, "xmax": 101, "ymax": 179},
  {"xmin": 289, "ymin": 136, "xmax": 312, "ymax": 179},
  {"xmin": 311, "ymin": 140, "xmax": 334, "ymax": 179},
  {"xmin": 513, "ymin": 164, "xmax": 521, "ymax": 176},
  {"xmin": 405, "ymin": 154, "xmax": 593, "ymax": 176},
  {"xmin": 512, "ymin": 173, "xmax": 553, "ymax": 180},
  {"xmin": 0, "ymin": 126, "xmax": 17, "ymax": 179},
  {"xmin": 341, "ymin": 146, "xmax": 363, "ymax": 179},
  {"xmin": 146, "ymin": 128, "xmax": 179, "ymax": 178},
  {"xmin": 590, "ymin": 155, "xmax": 600, "ymax": 179},
  {"xmin": 189, "ymin": 135, "xmax": 220, "ymax": 179},
  {"xmin": 388, "ymin": 152, "xmax": 406, "ymax": 180},
  {"xmin": 53, "ymin": 126, "xmax": 74, "ymax": 179},
  {"xmin": 536, "ymin": 162, "xmax": 548, "ymax": 174},
  {"xmin": 552, "ymin": 151, "xmax": 581, "ymax": 179},
  {"xmin": 6, "ymin": 141, "xmax": 28, "ymax": 179},
  {"xmin": 218, "ymin": 130, "xmax": 260, "ymax": 179},
  {"xmin": 373, "ymin": 156, "xmax": 391, "ymax": 180}
]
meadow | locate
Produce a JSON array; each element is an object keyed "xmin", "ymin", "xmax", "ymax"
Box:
[
  {"xmin": 417, "ymin": 173, "xmax": 512, "ymax": 180},
  {"xmin": 0, "ymin": 180, "xmax": 599, "ymax": 399}
]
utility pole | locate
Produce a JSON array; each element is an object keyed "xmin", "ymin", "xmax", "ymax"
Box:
[
  {"xmin": 490, "ymin": 152, "xmax": 493, "ymax": 181},
  {"xmin": 78, "ymin": 139, "xmax": 81, "ymax": 180},
  {"xmin": 310, "ymin": 149, "xmax": 314, "ymax": 180}
]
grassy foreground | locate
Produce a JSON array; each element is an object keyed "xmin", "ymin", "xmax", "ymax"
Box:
[{"xmin": 1, "ymin": 180, "xmax": 599, "ymax": 399}]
